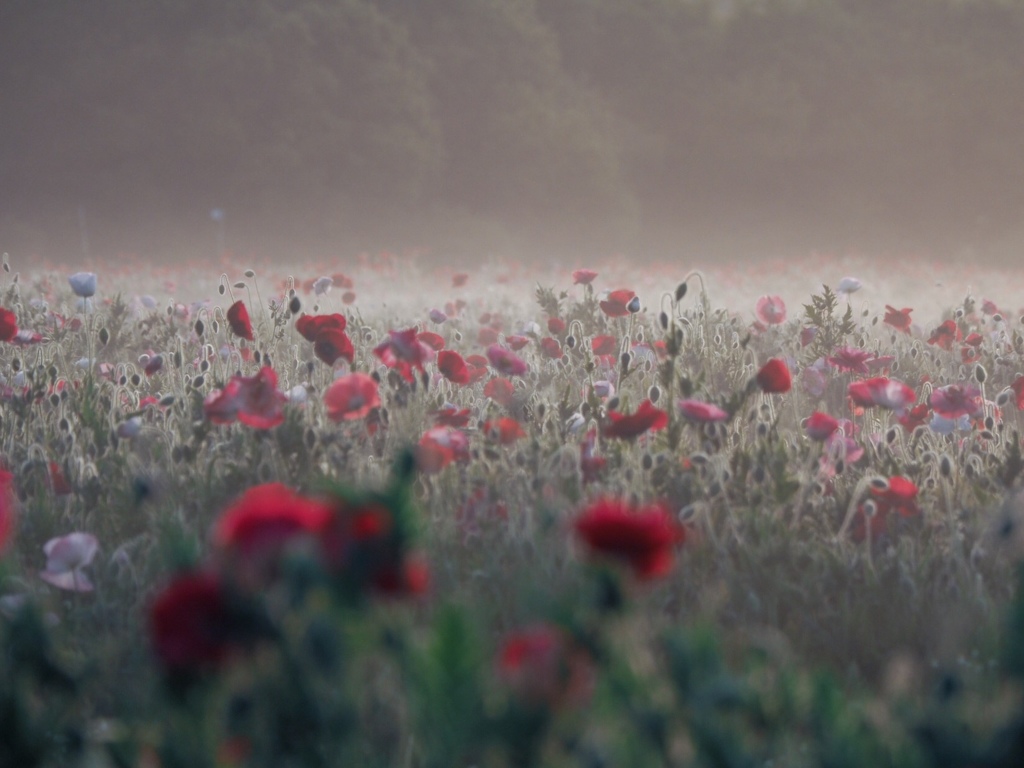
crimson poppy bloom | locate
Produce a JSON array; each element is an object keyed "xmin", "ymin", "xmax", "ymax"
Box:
[
  {"xmin": 678, "ymin": 399, "xmax": 728, "ymax": 423},
  {"xmin": 884, "ymin": 306, "xmax": 913, "ymax": 333},
  {"xmin": 486, "ymin": 344, "xmax": 528, "ymax": 377},
  {"xmin": 47, "ymin": 462, "xmax": 72, "ymax": 496},
  {"xmin": 602, "ymin": 399, "xmax": 668, "ymax": 440},
  {"xmin": 547, "ymin": 317, "xmax": 567, "ymax": 335},
  {"xmin": 853, "ymin": 476, "xmax": 919, "ymax": 541},
  {"xmin": 827, "ymin": 346, "xmax": 875, "ymax": 374},
  {"xmin": 416, "ymin": 426, "xmax": 470, "ymax": 473},
  {"xmin": 0, "ymin": 470, "xmax": 14, "ymax": 551},
  {"xmin": 928, "ymin": 320, "xmax": 961, "ymax": 350},
  {"xmin": 898, "ymin": 403, "xmax": 931, "ymax": 431},
  {"xmin": 374, "ymin": 328, "xmax": 433, "ymax": 383},
  {"xmin": 847, "ymin": 377, "xmax": 915, "ymax": 414},
  {"xmin": 417, "ymin": 330, "xmax": 445, "ymax": 351},
  {"xmin": 0, "ymin": 308, "xmax": 17, "ymax": 342},
  {"xmin": 484, "ymin": 417, "xmax": 526, "ymax": 445},
  {"xmin": 370, "ymin": 556, "xmax": 430, "ymax": 597},
  {"xmin": 433, "ymin": 406, "xmax": 472, "ymax": 427},
  {"xmin": 203, "ymin": 367, "xmax": 287, "ymax": 429},
  {"xmin": 506, "ymin": 335, "xmax": 530, "ymax": 351},
  {"xmin": 755, "ymin": 295, "xmax": 786, "ymax": 325},
  {"xmin": 296, "ymin": 313, "xmax": 347, "ymax": 342},
  {"xmin": 929, "ymin": 383, "xmax": 983, "ymax": 420},
  {"xmin": 591, "ymin": 335, "xmax": 617, "ymax": 356},
  {"xmin": 226, "ymin": 300, "xmax": 254, "ymax": 341},
  {"xmin": 599, "ymin": 289, "xmax": 636, "ymax": 318},
  {"xmin": 324, "ymin": 372, "xmax": 380, "ymax": 422},
  {"xmin": 540, "ymin": 337, "xmax": 562, "ymax": 359},
  {"xmin": 149, "ymin": 571, "xmax": 245, "ymax": 672},
  {"xmin": 497, "ymin": 623, "xmax": 594, "ymax": 710},
  {"xmin": 805, "ymin": 411, "xmax": 840, "ymax": 441},
  {"xmin": 437, "ymin": 350, "xmax": 471, "ymax": 384},
  {"xmin": 574, "ymin": 498, "xmax": 684, "ymax": 579},
  {"xmin": 756, "ymin": 358, "xmax": 792, "ymax": 393},
  {"xmin": 314, "ymin": 328, "xmax": 355, "ymax": 366},
  {"xmin": 572, "ymin": 269, "xmax": 598, "ymax": 285}
]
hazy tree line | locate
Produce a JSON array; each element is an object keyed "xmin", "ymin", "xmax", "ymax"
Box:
[{"xmin": 2, "ymin": 0, "xmax": 1023, "ymax": 260}]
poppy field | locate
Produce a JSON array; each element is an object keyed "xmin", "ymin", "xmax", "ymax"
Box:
[{"xmin": 4, "ymin": 250, "xmax": 1024, "ymax": 767}]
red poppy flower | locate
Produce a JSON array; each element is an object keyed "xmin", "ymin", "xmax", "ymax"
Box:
[
  {"xmin": 602, "ymin": 399, "xmax": 668, "ymax": 440},
  {"xmin": 755, "ymin": 295, "xmax": 786, "ymax": 326},
  {"xmin": 497, "ymin": 623, "xmax": 594, "ymax": 710},
  {"xmin": 374, "ymin": 328, "xmax": 433, "ymax": 383},
  {"xmin": 927, "ymin": 320, "xmax": 961, "ymax": 350},
  {"xmin": 295, "ymin": 313, "xmax": 347, "ymax": 342},
  {"xmin": 437, "ymin": 350, "xmax": 471, "ymax": 384},
  {"xmin": 203, "ymin": 367, "xmax": 287, "ymax": 429},
  {"xmin": 574, "ymin": 498, "xmax": 684, "ymax": 579},
  {"xmin": 505, "ymin": 335, "xmax": 530, "ymax": 351},
  {"xmin": 226, "ymin": 300, "xmax": 254, "ymax": 341},
  {"xmin": 313, "ymin": 328, "xmax": 355, "ymax": 366},
  {"xmin": 484, "ymin": 377, "xmax": 516, "ymax": 407},
  {"xmin": 0, "ymin": 308, "xmax": 18, "ymax": 342},
  {"xmin": 416, "ymin": 426, "xmax": 470, "ymax": 473},
  {"xmin": 47, "ymin": 462, "xmax": 72, "ymax": 496},
  {"xmin": 486, "ymin": 344, "xmax": 528, "ymax": 377},
  {"xmin": 213, "ymin": 483, "xmax": 333, "ymax": 560},
  {"xmin": 591, "ymin": 335, "xmax": 617, "ymax": 356},
  {"xmin": 371, "ymin": 556, "xmax": 430, "ymax": 597},
  {"xmin": 805, "ymin": 411, "xmax": 840, "ymax": 441},
  {"xmin": 417, "ymin": 330, "xmax": 445, "ymax": 351},
  {"xmin": 144, "ymin": 354, "xmax": 164, "ymax": 376},
  {"xmin": 898, "ymin": 403, "xmax": 931, "ymax": 431},
  {"xmin": 433, "ymin": 406, "xmax": 472, "ymax": 427},
  {"xmin": 572, "ymin": 269, "xmax": 598, "ymax": 285},
  {"xmin": 324, "ymin": 372, "xmax": 380, "ymax": 422},
  {"xmin": 678, "ymin": 399, "xmax": 728, "ymax": 423},
  {"xmin": 600, "ymin": 289, "xmax": 636, "ymax": 318},
  {"xmin": 477, "ymin": 327, "xmax": 500, "ymax": 345},
  {"xmin": 540, "ymin": 337, "xmax": 562, "ymax": 359},
  {"xmin": 149, "ymin": 571, "xmax": 247, "ymax": 672},
  {"xmin": 755, "ymin": 358, "xmax": 791, "ymax": 394},
  {"xmin": 0, "ymin": 470, "xmax": 14, "ymax": 551},
  {"xmin": 484, "ymin": 417, "xmax": 526, "ymax": 445},
  {"xmin": 547, "ymin": 317, "xmax": 567, "ymax": 335},
  {"xmin": 852, "ymin": 476, "xmax": 920, "ymax": 541},
  {"xmin": 929, "ymin": 383, "xmax": 983, "ymax": 419},
  {"xmin": 452, "ymin": 272, "xmax": 469, "ymax": 287},
  {"xmin": 884, "ymin": 306, "xmax": 913, "ymax": 333},
  {"xmin": 827, "ymin": 346, "xmax": 875, "ymax": 374},
  {"xmin": 847, "ymin": 377, "xmax": 915, "ymax": 414},
  {"xmin": 342, "ymin": 291, "xmax": 356, "ymax": 305}
]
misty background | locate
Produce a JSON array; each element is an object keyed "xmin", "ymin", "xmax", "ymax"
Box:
[{"xmin": 3, "ymin": 0, "xmax": 1024, "ymax": 264}]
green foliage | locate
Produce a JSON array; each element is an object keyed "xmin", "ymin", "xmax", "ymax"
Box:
[{"xmin": 803, "ymin": 284, "xmax": 857, "ymax": 360}]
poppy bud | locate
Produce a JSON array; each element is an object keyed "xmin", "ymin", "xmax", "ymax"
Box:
[
  {"xmin": 244, "ymin": 269, "xmax": 255, "ymax": 278},
  {"xmin": 675, "ymin": 282, "xmax": 687, "ymax": 302},
  {"xmin": 648, "ymin": 385, "xmax": 661, "ymax": 403},
  {"xmin": 974, "ymin": 364, "xmax": 987, "ymax": 383},
  {"xmin": 619, "ymin": 352, "xmax": 631, "ymax": 370},
  {"xmin": 233, "ymin": 282, "xmax": 246, "ymax": 290},
  {"xmin": 939, "ymin": 455, "xmax": 953, "ymax": 477},
  {"xmin": 99, "ymin": 327, "xmax": 109, "ymax": 346},
  {"xmin": 195, "ymin": 320, "xmax": 205, "ymax": 337},
  {"xmin": 130, "ymin": 373, "xmax": 141, "ymax": 387},
  {"xmin": 862, "ymin": 499, "xmax": 877, "ymax": 518},
  {"xmin": 627, "ymin": 296, "xmax": 641, "ymax": 314},
  {"xmin": 607, "ymin": 396, "xmax": 620, "ymax": 411},
  {"xmin": 885, "ymin": 428, "xmax": 898, "ymax": 444},
  {"xmin": 192, "ymin": 375, "xmax": 205, "ymax": 389},
  {"xmin": 659, "ymin": 311, "xmax": 669, "ymax": 330},
  {"xmin": 1, "ymin": 262, "xmax": 7, "ymax": 273},
  {"xmin": 566, "ymin": 335, "xmax": 576, "ymax": 349},
  {"xmin": 289, "ymin": 296, "xmax": 301, "ymax": 314},
  {"xmin": 641, "ymin": 453, "xmax": 653, "ymax": 471},
  {"xmin": 159, "ymin": 395, "xmax": 175, "ymax": 407}
]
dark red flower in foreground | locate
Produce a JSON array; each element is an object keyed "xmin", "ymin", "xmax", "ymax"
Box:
[
  {"xmin": 756, "ymin": 358, "xmax": 792, "ymax": 393},
  {"xmin": 600, "ymin": 289, "xmax": 636, "ymax": 318},
  {"xmin": 437, "ymin": 350, "xmax": 471, "ymax": 384},
  {"xmin": 226, "ymin": 300, "xmax": 254, "ymax": 341},
  {"xmin": 497, "ymin": 623, "xmax": 594, "ymax": 710},
  {"xmin": 323, "ymin": 372, "xmax": 380, "ymax": 422},
  {"xmin": 0, "ymin": 308, "xmax": 18, "ymax": 342},
  {"xmin": 203, "ymin": 367, "xmax": 287, "ymax": 429},
  {"xmin": 296, "ymin": 313, "xmax": 347, "ymax": 342},
  {"xmin": 149, "ymin": 571, "xmax": 241, "ymax": 672},
  {"xmin": 574, "ymin": 498, "xmax": 684, "ymax": 579},
  {"xmin": 602, "ymin": 399, "xmax": 668, "ymax": 440},
  {"xmin": 928, "ymin": 320, "xmax": 961, "ymax": 350},
  {"xmin": 313, "ymin": 328, "xmax": 355, "ymax": 366},
  {"xmin": 884, "ymin": 306, "xmax": 913, "ymax": 333}
]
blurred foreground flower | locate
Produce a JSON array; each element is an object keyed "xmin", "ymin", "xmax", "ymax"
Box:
[
  {"xmin": 574, "ymin": 498, "xmax": 684, "ymax": 580},
  {"xmin": 497, "ymin": 623, "xmax": 594, "ymax": 711},
  {"xmin": 40, "ymin": 532, "xmax": 98, "ymax": 592},
  {"xmin": 0, "ymin": 470, "xmax": 14, "ymax": 551}
]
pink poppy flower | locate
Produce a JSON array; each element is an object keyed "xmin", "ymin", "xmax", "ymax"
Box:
[
  {"xmin": 755, "ymin": 295, "xmax": 786, "ymax": 325},
  {"xmin": 40, "ymin": 532, "xmax": 99, "ymax": 592},
  {"xmin": 827, "ymin": 346, "xmax": 875, "ymax": 375},
  {"xmin": 929, "ymin": 383, "xmax": 983, "ymax": 420},
  {"xmin": 678, "ymin": 399, "xmax": 729, "ymax": 423},
  {"xmin": 204, "ymin": 367, "xmax": 287, "ymax": 429},
  {"xmin": 540, "ymin": 337, "xmax": 562, "ymax": 359},
  {"xmin": 505, "ymin": 335, "xmax": 530, "ymax": 351},
  {"xmin": 374, "ymin": 328, "xmax": 433, "ymax": 383},
  {"xmin": 486, "ymin": 344, "xmax": 528, "ymax": 377},
  {"xmin": 847, "ymin": 377, "xmax": 915, "ymax": 414},
  {"xmin": 324, "ymin": 372, "xmax": 381, "ymax": 422},
  {"xmin": 572, "ymin": 269, "xmax": 598, "ymax": 285}
]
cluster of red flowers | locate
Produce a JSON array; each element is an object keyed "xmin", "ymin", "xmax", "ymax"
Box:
[
  {"xmin": 297, "ymin": 312, "xmax": 354, "ymax": 366},
  {"xmin": 149, "ymin": 482, "xmax": 427, "ymax": 674}
]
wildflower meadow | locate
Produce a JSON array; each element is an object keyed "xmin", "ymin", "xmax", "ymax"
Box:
[{"xmin": 4, "ymin": 250, "xmax": 1024, "ymax": 767}]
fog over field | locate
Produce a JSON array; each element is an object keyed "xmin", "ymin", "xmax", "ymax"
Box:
[{"xmin": 3, "ymin": 0, "xmax": 1024, "ymax": 267}]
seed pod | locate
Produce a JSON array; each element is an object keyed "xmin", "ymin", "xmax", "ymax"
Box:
[
  {"xmin": 648, "ymin": 385, "xmax": 661, "ymax": 404},
  {"xmin": 99, "ymin": 327, "xmax": 110, "ymax": 345},
  {"xmin": 974, "ymin": 364, "xmax": 987, "ymax": 384},
  {"xmin": 244, "ymin": 269, "xmax": 255, "ymax": 278},
  {"xmin": 130, "ymin": 373, "xmax": 141, "ymax": 387},
  {"xmin": 674, "ymin": 282, "xmax": 687, "ymax": 302},
  {"xmin": 159, "ymin": 395, "xmax": 175, "ymax": 407},
  {"xmin": 289, "ymin": 296, "xmax": 301, "ymax": 314},
  {"xmin": 939, "ymin": 454, "xmax": 953, "ymax": 477},
  {"xmin": 869, "ymin": 476, "xmax": 889, "ymax": 491},
  {"xmin": 218, "ymin": 283, "xmax": 226, "ymax": 295},
  {"xmin": 659, "ymin": 311, "xmax": 669, "ymax": 330},
  {"xmin": 195, "ymin": 319, "xmax": 205, "ymax": 337},
  {"xmin": 566, "ymin": 335, "xmax": 576, "ymax": 349},
  {"xmin": 192, "ymin": 375, "xmax": 205, "ymax": 389},
  {"xmin": 233, "ymin": 282, "xmax": 246, "ymax": 290}
]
